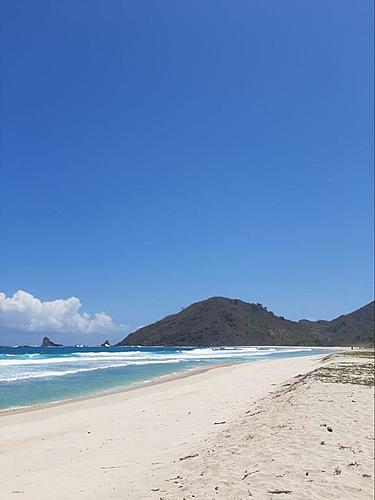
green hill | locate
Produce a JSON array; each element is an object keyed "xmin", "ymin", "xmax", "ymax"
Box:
[{"xmin": 117, "ymin": 297, "xmax": 374, "ymax": 347}]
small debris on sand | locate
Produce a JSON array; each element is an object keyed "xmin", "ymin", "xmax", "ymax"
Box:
[
  {"xmin": 179, "ymin": 454, "xmax": 199, "ymax": 461},
  {"xmin": 242, "ymin": 469, "xmax": 260, "ymax": 480},
  {"xmin": 267, "ymin": 489, "xmax": 293, "ymax": 494}
]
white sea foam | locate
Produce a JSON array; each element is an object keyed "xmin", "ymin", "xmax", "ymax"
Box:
[
  {"xmin": 0, "ymin": 347, "xmax": 311, "ymax": 367},
  {"xmin": 0, "ymin": 359, "xmax": 182, "ymax": 382},
  {"xmin": 0, "ymin": 346, "xmax": 313, "ymax": 383}
]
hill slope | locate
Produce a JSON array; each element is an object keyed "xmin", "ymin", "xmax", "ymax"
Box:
[
  {"xmin": 116, "ymin": 297, "xmax": 374, "ymax": 347},
  {"xmin": 321, "ymin": 301, "xmax": 374, "ymax": 346}
]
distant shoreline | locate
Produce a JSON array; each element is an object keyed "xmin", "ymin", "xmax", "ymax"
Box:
[{"xmin": 1, "ymin": 343, "xmax": 343, "ymax": 348}]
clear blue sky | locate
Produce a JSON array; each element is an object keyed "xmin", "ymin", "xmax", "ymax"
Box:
[{"xmin": 0, "ymin": 0, "xmax": 373, "ymax": 344}]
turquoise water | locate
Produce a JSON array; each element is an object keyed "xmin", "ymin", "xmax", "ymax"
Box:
[{"xmin": 0, "ymin": 345, "xmax": 332, "ymax": 410}]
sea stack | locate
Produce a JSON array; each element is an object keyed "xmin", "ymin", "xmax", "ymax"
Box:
[
  {"xmin": 100, "ymin": 340, "xmax": 111, "ymax": 347},
  {"xmin": 41, "ymin": 336, "xmax": 63, "ymax": 347}
]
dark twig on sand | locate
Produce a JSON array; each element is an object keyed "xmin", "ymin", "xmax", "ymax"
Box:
[
  {"xmin": 179, "ymin": 453, "xmax": 199, "ymax": 461},
  {"xmin": 245, "ymin": 410, "xmax": 263, "ymax": 417},
  {"xmin": 267, "ymin": 489, "xmax": 293, "ymax": 494},
  {"xmin": 214, "ymin": 421, "xmax": 226, "ymax": 425},
  {"xmin": 242, "ymin": 469, "xmax": 260, "ymax": 480}
]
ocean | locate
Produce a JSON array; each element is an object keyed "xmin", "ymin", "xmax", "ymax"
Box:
[{"xmin": 0, "ymin": 345, "xmax": 332, "ymax": 410}]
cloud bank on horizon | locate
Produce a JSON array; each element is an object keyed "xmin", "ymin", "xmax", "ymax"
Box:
[{"xmin": 0, "ymin": 290, "xmax": 127, "ymax": 335}]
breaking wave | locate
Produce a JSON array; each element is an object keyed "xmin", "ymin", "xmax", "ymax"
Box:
[{"xmin": 0, "ymin": 346, "xmax": 312, "ymax": 382}]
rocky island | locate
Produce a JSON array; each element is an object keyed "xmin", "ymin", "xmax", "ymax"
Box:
[{"xmin": 41, "ymin": 336, "xmax": 63, "ymax": 347}]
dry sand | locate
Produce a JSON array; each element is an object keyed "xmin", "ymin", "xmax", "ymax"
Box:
[{"xmin": 0, "ymin": 352, "xmax": 373, "ymax": 499}]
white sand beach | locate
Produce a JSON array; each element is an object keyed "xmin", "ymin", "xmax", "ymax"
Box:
[{"xmin": 0, "ymin": 352, "xmax": 373, "ymax": 499}]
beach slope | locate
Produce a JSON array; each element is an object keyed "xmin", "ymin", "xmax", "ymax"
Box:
[{"xmin": 0, "ymin": 352, "xmax": 373, "ymax": 499}]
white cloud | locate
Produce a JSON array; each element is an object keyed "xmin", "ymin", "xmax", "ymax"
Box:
[{"xmin": 0, "ymin": 290, "xmax": 127, "ymax": 334}]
